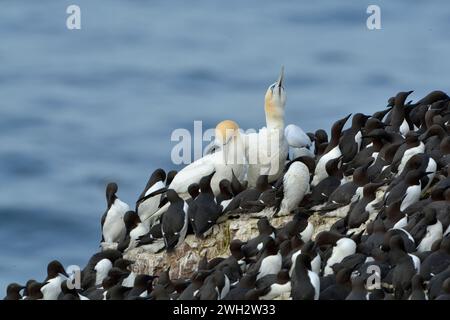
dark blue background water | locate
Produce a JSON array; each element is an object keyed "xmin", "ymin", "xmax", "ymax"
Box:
[{"xmin": 1, "ymin": 0, "xmax": 450, "ymax": 290}]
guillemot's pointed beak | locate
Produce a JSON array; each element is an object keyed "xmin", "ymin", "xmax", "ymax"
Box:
[{"xmin": 277, "ymin": 66, "xmax": 284, "ymax": 88}]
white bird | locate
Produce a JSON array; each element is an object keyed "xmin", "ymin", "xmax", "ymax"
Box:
[
  {"xmin": 101, "ymin": 183, "xmax": 129, "ymax": 244},
  {"xmin": 244, "ymin": 67, "xmax": 289, "ymax": 187},
  {"xmin": 277, "ymin": 160, "xmax": 311, "ymax": 216},
  {"xmin": 285, "ymin": 124, "xmax": 314, "ymax": 159}
]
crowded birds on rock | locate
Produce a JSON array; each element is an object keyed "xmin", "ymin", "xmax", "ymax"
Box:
[{"xmin": 6, "ymin": 76, "xmax": 450, "ymax": 301}]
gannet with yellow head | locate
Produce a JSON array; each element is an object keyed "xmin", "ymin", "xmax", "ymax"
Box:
[
  {"xmin": 203, "ymin": 119, "xmax": 246, "ymax": 194},
  {"xmin": 244, "ymin": 67, "xmax": 289, "ymax": 186},
  {"xmin": 144, "ymin": 120, "xmax": 246, "ymax": 226}
]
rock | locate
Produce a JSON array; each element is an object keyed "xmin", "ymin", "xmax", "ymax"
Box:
[{"xmin": 124, "ymin": 207, "xmax": 343, "ymax": 280}]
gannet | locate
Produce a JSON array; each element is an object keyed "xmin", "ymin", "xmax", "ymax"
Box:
[
  {"xmin": 145, "ymin": 120, "xmax": 246, "ymax": 226},
  {"xmin": 244, "ymin": 67, "xmax": 289, "ymax": 186}
]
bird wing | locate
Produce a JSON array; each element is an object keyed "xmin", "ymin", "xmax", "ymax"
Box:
[
  {"xmin": 285, "ymin": 124, "xmax": 311, "ymax": 148},
  {"xmin": 169, "ymin": 154, "xmax": 216, "ymax": 195}
]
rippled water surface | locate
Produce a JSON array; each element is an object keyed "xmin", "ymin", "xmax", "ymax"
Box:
[{"xmin": 1, "ymin": 0, "xmax": 450, "ymax": 290}]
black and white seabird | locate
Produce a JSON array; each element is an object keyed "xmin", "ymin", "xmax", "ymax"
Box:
[
  {"xmin": 161, "ymin": 190, "xmax": 188, "ymax": 251},
  {"xmin": 312, "ymin": 114, "xmax": 351, "ymax": 186},
  {"xmin": 291, "ymin": 254, "xmax": 320, "ymax": 300},
  {"xmin": 188, "ymin": 173, "xmax": 222, "ymax": 238},
  {"xmin": 4, "ymin": 283, "xmax": 25, "ymax": 300},
  {"xmin": 40, "ymin": 260, "xmax": 69, "ymax": 300},
  {"xmin": 135, "ymin": 169, "xmax": 167, "ymax": 228},
  {"xmin": 101, "ymin": 183, "xmax": 129, "ymax": 244}
]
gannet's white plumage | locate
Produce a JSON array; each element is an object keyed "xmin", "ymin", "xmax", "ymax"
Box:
[
  {"xmin": 169, "ymin": 120, "xmax": 246, "ymax": 196},
  {"xmin": 285, "ymin": 124, "xmax": 314, "ymax": 159},
  {"xmin": 285, "ymin": 124, "xmax": 311, "ymax": 149},
  {"xmin": 146, "ymin": 120, "xmax": 246, "ymax": 226},
  {"xmin": 244, "ymin": 67, "xmax": 289, "ymax": 186}
]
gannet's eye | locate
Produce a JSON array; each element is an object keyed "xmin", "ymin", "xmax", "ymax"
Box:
[{"xmin": 208, "ymin": 220, "xmax": 212, "ymax": 224}]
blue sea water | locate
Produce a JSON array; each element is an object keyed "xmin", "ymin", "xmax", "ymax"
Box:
[{"xmin": 1, "ymin": 0, "xmax": 450, "ymax": 291}]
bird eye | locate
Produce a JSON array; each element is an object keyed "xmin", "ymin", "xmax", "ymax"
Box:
[
  {"xmin": 208, "ymin": 220, "xmax": 212, "ymax": 223},
  {"xmin": 191, "ymin": 218, "xmax": 194, "ymax": 221}
]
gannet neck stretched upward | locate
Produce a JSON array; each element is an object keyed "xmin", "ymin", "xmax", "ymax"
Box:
[
  {"xmin": 245, "ymin": 67, "xmax": 289, "ymax": 186},
  {"xmin": 265, "ymin": 66, "xmax": 286, "ymax": 131}
]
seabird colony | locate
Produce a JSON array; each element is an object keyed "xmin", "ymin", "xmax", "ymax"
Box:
[{"xmin": 4, "ymin": 70, "xmax": 450, "ymax": 300}]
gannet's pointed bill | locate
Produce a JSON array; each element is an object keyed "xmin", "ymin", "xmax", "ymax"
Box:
[
  {"xmin": 204, "ymin": 120, "xmax": 240, "ymax": 155},
  {"xmin": 215, "ymin": 120, "xmax": 240, "ymax": 145},
  {"xmin": 204, "ymin": 140, "xmax": 220, "ymax": 155},
  {"xmin": 277, "ymin": 66, "xmax": 284, "ymax": 88}
]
